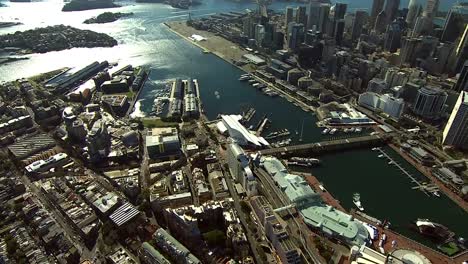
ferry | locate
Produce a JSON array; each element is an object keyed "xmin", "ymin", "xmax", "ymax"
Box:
[
  {"xmin": 329, "ymin": 128, "xmax": 337, "ymax": 135},
  {"xmin": 321, "ymin": 128, "xmax": 329, "ymax": 134},
  {"xmin": 353, "ymin": 193, "xmax": 364, "ymax": 211}
]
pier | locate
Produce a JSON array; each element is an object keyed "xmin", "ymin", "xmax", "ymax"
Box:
[
  {"xmin": 259, "ymin": 134, "xmax": 388, "ymax": 157},
  {"xmin": 126, "ymin": 69, "xmax": 149, "ymax": 117},
  {"xmin": 241, "ymin": 107, "xmax": 256, "ymax": 123},
  {"xmin": 375, "ymin": 148, "xmax": 431, "ymax": 196}
]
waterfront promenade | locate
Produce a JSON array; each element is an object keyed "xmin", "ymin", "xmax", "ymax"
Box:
[{"xmin": 301, "ymin": 172, "xmax": 467, "ymax": 264}]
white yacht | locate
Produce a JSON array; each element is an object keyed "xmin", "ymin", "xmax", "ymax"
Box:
[{"xmin": 353, "ymin": 193, "xmax": 364, "ymax": 211}]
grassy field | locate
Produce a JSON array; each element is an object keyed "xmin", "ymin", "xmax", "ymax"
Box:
[{"xmin": 141, "ymin": 118, "xmax": 178, "ymax": 128}]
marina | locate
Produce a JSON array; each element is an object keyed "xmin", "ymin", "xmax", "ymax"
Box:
[{"xmin": 373, "ymin": 147, "xmax": 435, "ymax": 197}]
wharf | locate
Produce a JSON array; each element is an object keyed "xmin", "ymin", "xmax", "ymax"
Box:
[
  {"xmin": 375, "ymin": 147, "xmax": 431, "ymax": 196},
  {"xmin": 256, "ymin": 116, "xmax": 269, "ymax": 136},
  {"xmin": 126, "ymin": 69, "xmax": 149, "ymax": 117},
  {"xmin": 388, "ymin": 143, "xmax": 468, "ymax": 212},
  {"xmin": 259, "ymin": 134, "xmax": 388, "ymax": 157},
  {"xmin": 300, "ymin": 172, "xmax": 467, "ymax": 264}
]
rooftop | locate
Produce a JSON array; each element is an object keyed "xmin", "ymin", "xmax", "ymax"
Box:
[{"xmin": 109, "ymin": 202, "xmax": 140, "ymax": 227}]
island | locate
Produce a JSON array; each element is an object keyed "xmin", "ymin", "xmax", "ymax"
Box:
[
  {"xmin": 0, "ymin": 25, "xmax": 118, "ymax": 54},
  {"xmin": 62, "ymin": 0, "xmax": 120, "ymax": 12},
  {"xmin": 0, "ymin": 22, "xmax": 21, "ymax": 28},
  {"xmin": 84, "ymin": 12, "xmax": 133, "ymax": 24}
]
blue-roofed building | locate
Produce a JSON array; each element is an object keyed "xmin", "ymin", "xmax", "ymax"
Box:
[{"xmin": 261, "ymin": 157, "xmax": 369, "ymax": 247}]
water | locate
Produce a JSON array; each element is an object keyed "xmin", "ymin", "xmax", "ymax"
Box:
[{"xmin": 0, "ymin": 0, "xmax": 466, "ymax": 252}]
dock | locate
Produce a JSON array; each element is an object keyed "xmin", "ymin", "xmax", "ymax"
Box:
[
  {"xmin": 242, "ymin": 108, "xmax": 256, "ymax": 123},
  {"xmin": 126, "ymin": 69, "xmax": 149, "ymax": 117},
  {"xmin": 375, "ymin": 148, "xmax": 430, "ymax": 196}
]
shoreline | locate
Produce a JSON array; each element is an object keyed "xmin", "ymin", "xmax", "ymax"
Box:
[{"xmin": 164, "ymin": 21, "xmax": 316, "ymax": 113}]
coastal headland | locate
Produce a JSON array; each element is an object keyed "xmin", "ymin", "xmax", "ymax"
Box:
[{"xmin": 0, "ymin": 25, "xmax": 118, "ymax": 54}]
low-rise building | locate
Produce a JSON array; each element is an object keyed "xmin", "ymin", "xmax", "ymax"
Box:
[{"xmin": 153, "ymin": 228, "xmax": 202, "ymax": 264}]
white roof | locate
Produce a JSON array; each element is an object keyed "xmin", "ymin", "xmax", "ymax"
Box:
[
  {"xmin": 219, "ymin": 115, "xmax": 269, "ymax": 147},
  {"xmin": 109, "ymin": 202, "xmax": 139, "ymax": 227}
]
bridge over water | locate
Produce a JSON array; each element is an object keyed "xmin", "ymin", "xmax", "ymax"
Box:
[{"xmin": 259, "ymin": 134, "xmax": 389, "ymax": 157}]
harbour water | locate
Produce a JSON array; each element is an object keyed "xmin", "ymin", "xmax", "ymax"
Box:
[{"xmin": 0, "ymin": 0, "xmax": 466, "ymax": 253}]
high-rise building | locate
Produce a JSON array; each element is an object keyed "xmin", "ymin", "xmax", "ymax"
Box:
[
  {"xmin": 296, "ymin": 6, "xmax": 308, "ymax": 26},
  {"xmin": 288, "ymin": 23, "xmax": 305, "ymax": 50},
  {"xmin": 406, "ymin": 0, "xmax": 419, "ymax": 28},
  {"xmin": 424, "ymin": 0, "xmax": 439, "ymax": 18},
  {"xmin": 454, "ymin": 24, "xmax": 468, "ymax": 74},
  {"xmin": 334, "ymin": 19, "xmax": 345, "ymax": 45},
  {"xmin": 454, "ymin": 60, "xmax": 468, "ymax": 92},
  {"xmin": 400, "ymin": 37, "xmax": 420, "ymax": 65},
  {"xmin": 351, "ymin": 10, "xmax": 367, "ymax": 41},
  {"xmin": 384, "ymin": 21, "xmax": 402, "ymax": 52},
  {"xmin": 263, "ymin": 22, "xmax": 276, "ymax": 48},
  {"xmin": 443, "ymin": 91, "xmax": 468, "ymax": 149},
  {"xmin": 318, "ymin": 4, "xmax": 330, "ymax": 33},
  {"xmin": 255, "ymin": 24, "xmax": 265, "ymax": 47},
  {"xmin": 307, "ymin": 0, "xmax": 320, "ymax": 30},
  {"xmin": 384, "ymin": 0, "xmax": 400, "ymax": 24},
  {"xmin": 413, "ymin": 86, "xmax": 447, "ymax": 119},
  {"xmin": 333, "ymin": 3, "xmax": 347, "ymax": 20},
  {"xmin": 370, "ymin": 0, "xmax": 385, "ymax": 27},
  {"xmin": 441, "ymin": 3, "xmax": 468, "ymax": 43},
  {"xmin": 374, "ymin": 10, "xmax": 387, "ymax": 33},
  {"xmin": 285, "ymin": 7, "xmax": 294, "ymax": 27}
]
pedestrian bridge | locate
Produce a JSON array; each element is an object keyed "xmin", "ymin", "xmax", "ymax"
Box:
[{"xmin": 259, "ymin": 134, "xmax": 389, "ymax": 157}]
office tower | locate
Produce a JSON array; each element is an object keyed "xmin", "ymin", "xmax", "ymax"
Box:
[
  {"xmin": 454, "ymin": 61, "xmax": 468, "ymax": 92},
  {"xmin": 333, "ymin": 3, "xmax": 347, "ymax": 20},
  {"xmin": 374, "ymin": 10, "xmax": 387, "ymax": 33},
  {"xmin": 370, "ymin": 0, "xmax": 385, "ymax": 27},
  {"xmin": 454, "ymin": 24, "xmax": 468, "ymax": 74},
  {"xmin": 412, "ymin": 15, "xmax": 433, "ymax": 37},
  {"xmin": 242, "ymin": 16, "xmax": 254, "ymax": 39},
  {"xmin": 384, "ymin": 0, "xmax": 400, "ymax": 24},
  {"xmin": 334, "ymin": 19, "xmax": 345, "ymax": 45},
  {"xmin": 318, "ymin": 4, "xmax": 330, "ymax": 34},
  {"xmin": 424, "ymin": 0, "xmax": 439, "ymax": 18},
  {"xmin": 351, "ymin": 10, "xmax": 367, "ymax": 41},
  {"xmin": 443, "ymin": 91, "xmax": 468, "ymax": 149},
  {"xmin": 441, "ymin": 3, "xmax": 468, "ymax": 43},
  {"xmin": 400, "ymin": 37, "xmax": 419, "ymax": 65},
  {"xmin": 380, "ymin": 93, "xmax": 405, "ymax": 119},
  {"xmin": 406, "ymin": 0, "xmax": 420, "ymax": 28},
  {"xmin": 296, "ymin": 6, "xmax": 308, "ymax": 26},
  {"xmin": 384, "ymin": 22, "xmax": 402, "ymax": 52},
  {"xmin": 288, "ymin": 23, "xmax": 305, "ymax": 50},
  {"xmin": 263, "ymin": 22, "xmax": 276, "ymax": 48},
  {"xmin": 413, "ymin": 86, "xmax": 447, "ymax": 119},
  {"xmin": 285, "ymin": 7, "xmax": 294, "ymax": 27},
  {"xmin": 307, "ymin": 0, "xmax": 320, "ymax": 30},
  {"xmin": 255, "ymin": 24, "xmax": 265, "ymax": 47},
  {"xmin": 433, "ymin": 42, "xmax": 454, "ymax": 74}
]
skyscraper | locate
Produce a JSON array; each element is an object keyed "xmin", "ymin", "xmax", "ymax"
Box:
[
  {"xmin": 454, "ymin": 61, "xmax": 468, "ymax": 92},
  {"xmin": 454, "ymin": 24, "xmax": 468, "ymax": 74},
  {"xmin": 406, "ymin": 0, "xmax": 420, "ymax": 28},
  {"xmin": 424, "ymin": 0, "xmax": 439, "ymax": 18},
  {"xmin": 255, "ymin": 24, "xmax": 265, "ymax": 47},
  {"xmin": 441, "ymin": 3, "xmax": 468, "ymax": 43},
  {"xmin": 334, "ymin": 19, "xmax": 345, "ymax": 45},
  {"xmin": 285, "ymin": 7, "xmax": 294, "ymax": 27},
  {"xmin": 384, "ymin": 22, "xmax": 402, "ymax": 52},
  {"xmin": 374, "ymin": 10, "xmax": 387, "ymax": 33},
  {"xmin": 442, "ymin": 91, "xmax": 468, "ymax": 149},
  {"xmin": 370, "ymin": 0, "xmax": 385, "ymax": 27},
  {"xmin": 296, "ymin": 6, "xmax": 308, "ymax": 26},
  {"xmin": 288, "ymin": 23, "xmax": 305, "ymax": 50},
  {"xmin": 384, "ymin": 0, "xmax": 400, "ymax": 24},
  {"xmin": 317, "ymin": 4, "xmax": 330, "ymax": 33},
  {"xmin": 333, "ymin": 3, "xmax": 347, "ymax": 20},
  {"xmin": 307, "ymin": 0, "xmax": 320, "ymax": 30},
  {"xmin": 351, "ymin": 10, "xmax": 367, "ymax": 41},
  {"xmin": 413, "ymin": 86, "xmax": 447, "ymax": 119}
]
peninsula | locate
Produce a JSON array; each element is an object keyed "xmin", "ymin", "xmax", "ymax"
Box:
[
  {"xmin": 0, "ymin": 25, "xmax": 118, "ymax": 54},
  {"xmin": 84, "ymin": 12, "xmax": 133, "ymax": 24},
  {"xmin": 62, "ymin": 0, "xmax": 120, "ymax": 12}
]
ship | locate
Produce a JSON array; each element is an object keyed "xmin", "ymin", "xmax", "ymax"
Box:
[
  {"xmin": 353, "ymin": 193, "xmax": 364, "ymax": 211},
  {"xmin": 412, "ymin": 219, "xmax": 454, "ymax": 241}
]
